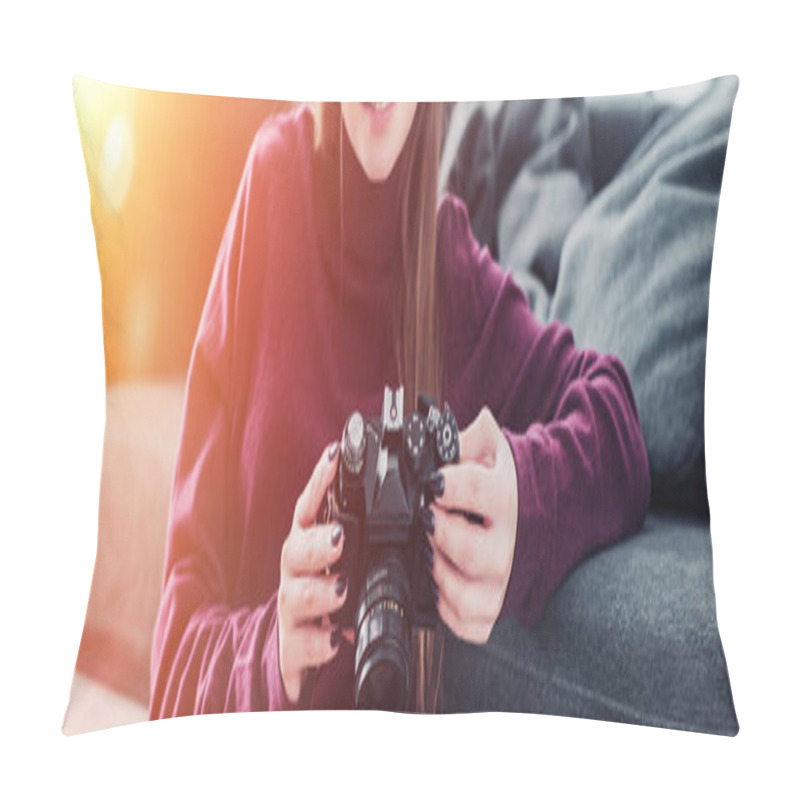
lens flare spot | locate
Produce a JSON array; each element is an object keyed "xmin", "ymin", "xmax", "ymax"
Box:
[{"xmin": 99, "ymin": 114, "xmax": 134, "ymax": 212}]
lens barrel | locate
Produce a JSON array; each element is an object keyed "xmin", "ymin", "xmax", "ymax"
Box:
[{"xmin": 354, "ymin": 553, "xmax": 411, "ymax": 711}]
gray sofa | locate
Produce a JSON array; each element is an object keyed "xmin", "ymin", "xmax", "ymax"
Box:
[{"xmin": 436, "ymin": 78, "xmax": 738, "ymax": 734}]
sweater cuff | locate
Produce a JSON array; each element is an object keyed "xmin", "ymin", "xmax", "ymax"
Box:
[
  {"xmin": 500, "ymin": 424, "xmax": 555, "ymax": 626},
  {"xmin": 262, "ymin": 619, "xmax": 304, "ymax": 711}
]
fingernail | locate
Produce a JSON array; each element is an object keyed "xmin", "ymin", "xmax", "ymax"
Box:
[
  {"xmin": 335, "ymin": 573, "xmax": 348, "ymax": 597},
  {"xmin": 431, "ymin": 580, "xmax": 439, "ymax": 604},
  {"xmin": 424, "ymin": 539, "xmax": 434, "ymax": 568},
  {"xmin": 328, "ymin": 441, "xmax": 340, "ymax": 461},
  {"xmin": 330, "ymin": 627, "xmax": 342, "ymax": 648},
  {"xmin": 420, "ymin": 506, "xmax": 435, "ymax": 535},
  {"xmin": 427, "ymin": 472, "xmax": 445, "ymax": 498},
  {"xmin": 331, "ymin": 524, "xmax": 343, "ymax": 547}
]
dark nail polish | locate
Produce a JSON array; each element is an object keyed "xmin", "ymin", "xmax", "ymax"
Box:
[
  {"xmin": 431, "ymin": 581, "xmax": 439, "ymax": 604},
  {"xmin": 328, "ymin": 441, "xmax": 340, "ymax": 461},
  {"xmin": 420, "ymin": 506, "xmax": 435, "ymax": 535},
  {"xmin": 331, "ymin": 524, "xmax": 343, "ymax": 547},
  {"xmin": 423, "ymin": 539, "xmax": 434, "ymax": 568},
  {"xmin": 330, "ymin": 627, "xmax": 342, "ymax": 648},
  {"xmin": 427, "ymin": 472, "xmax": 445, "ymax": 498},
  {"xmin": 335, "ymin": 573, "xmax": 348, "ymax": 596}
]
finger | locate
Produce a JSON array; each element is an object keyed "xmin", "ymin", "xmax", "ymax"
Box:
[
  {"xmin": 283, "ymin": 621, "xmax": 343, "ymax": 672},
  {"xmin": 282, "ymin": 522, "xmax": 344, "ymax": 576},
  {"xmin": 458, "ymin": 407, "xmax": 498, "ymax": 466},
  {"xmin": 294, "ymin": 442, "xmax": 340, "ymax": 527},
  {"xmin": 280, "ymin": 571, "xmax": 349, "ymax": 624},
  {"xmin": 430, "ymin": 505, "xmax": 506, "ymax": 581},
  {"xmin": 431, "ymin": 536, "xmax": 501, "ymax": 626},
  {"xmin": 430, "ymin": 505, "xmax": 484, "ymax": 579},
  {"xmin": 434, "ymin": 462, "xmax": 498, "ymax": 526}
]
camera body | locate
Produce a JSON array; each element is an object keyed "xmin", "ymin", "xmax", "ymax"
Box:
[{"xmin": 322, "ymin": 386, "xmax": 460, "ymax": 709}]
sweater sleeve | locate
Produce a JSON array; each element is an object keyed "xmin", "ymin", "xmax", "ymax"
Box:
[
  {"xmin": 441, "ymin": 194, "xmax": 651, "ymax": 629},
  {"xmin": 149, "ymin": 126, "xmax": 299, "ymax": 717}
]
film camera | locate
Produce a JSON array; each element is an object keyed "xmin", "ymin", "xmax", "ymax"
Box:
[{"xmin": 321, "ymin": 386, "xmax": 460, "ymax": 711}]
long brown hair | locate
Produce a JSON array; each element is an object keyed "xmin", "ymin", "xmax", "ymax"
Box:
[{"xmin": 313, "ymin": 102, "xmax": 445, "ymax": 712}]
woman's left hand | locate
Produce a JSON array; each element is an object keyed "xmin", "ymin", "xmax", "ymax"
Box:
[{"xmin": 426, "ymin": 407, "xmax": 519, "ymax": 644}]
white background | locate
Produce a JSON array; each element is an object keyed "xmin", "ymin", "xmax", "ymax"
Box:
[{"xmin": 2, "ymin": 0, "xmax": 797, "ymax": 796}]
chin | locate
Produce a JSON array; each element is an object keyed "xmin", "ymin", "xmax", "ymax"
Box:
[
  {"xmin": 342, "ymin": 102, "xmax": 416, "ymax": 183},
  {"xmin": 363, "ymin": 155, "xmax": 395, "ymax": 183}
]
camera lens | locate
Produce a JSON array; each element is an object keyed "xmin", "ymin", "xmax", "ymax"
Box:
[{"xmin": 354, "ymin": 552, "xmax": 411, "ymax": 711}]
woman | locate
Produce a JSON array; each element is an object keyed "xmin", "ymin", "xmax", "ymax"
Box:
[{"xmin": 149, "ymin": 102, "xmax": 650, "ymax": 715}]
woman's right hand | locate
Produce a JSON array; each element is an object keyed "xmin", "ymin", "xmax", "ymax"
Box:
[{"xmin": 278, "ymin": 442, "xmax": 349, "ymax": 704}]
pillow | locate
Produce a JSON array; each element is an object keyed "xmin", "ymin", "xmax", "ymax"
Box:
[{"xmin": 65, "ymin": 78, "xmax": 738, "ymax": 736}]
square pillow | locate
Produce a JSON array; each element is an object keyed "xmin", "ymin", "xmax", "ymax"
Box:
[{"xmin": 64, "ymin": 77, "xmax": 738, "ymax": 735}]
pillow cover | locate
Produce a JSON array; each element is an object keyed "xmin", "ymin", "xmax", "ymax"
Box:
[{"xmin": 65, "ymin": 77, "xmax": 738, "ymax": 735}]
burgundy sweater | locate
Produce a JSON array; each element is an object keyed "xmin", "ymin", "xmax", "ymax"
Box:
[{"xmin": 149, "ymin": 105, "xmax": 650, "ymax": 716}]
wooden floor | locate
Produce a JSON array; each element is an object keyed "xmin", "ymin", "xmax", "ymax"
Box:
[{"xmin": 62, "ymin": 671, "xmax": 149, "ymax": 736}]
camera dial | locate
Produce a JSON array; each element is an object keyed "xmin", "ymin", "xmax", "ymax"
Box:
[
  {"xmin": 435, "ymin": 404, "xmax": 459, "ymax": 465},
  {"xmin": 403, "ymin": 412, "xmax": 427, "ymax": 473},
  {"xmin": 342, "ymin": 411, "xmax": 366, "ymax": 476}
]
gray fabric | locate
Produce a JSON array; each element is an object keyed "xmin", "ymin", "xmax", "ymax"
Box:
[
  {"xmin": 438, "ymin": 511, "xmax": 739, "ymax": 735},
  {"xmin": 549, "ymin": 76, "xmax": 739, "ymax": 512},
  {"xmin": 440, "ymin": 99, "xmax": 592, "ymax": 319},
  {"xmin": 585, "ymin": 92, "xmax": 660, "ymax": 193}
]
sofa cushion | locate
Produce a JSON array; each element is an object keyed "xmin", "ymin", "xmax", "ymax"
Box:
[{"xmin": 439, "ymin": 511, "xmax": 739, "ymax": 735}]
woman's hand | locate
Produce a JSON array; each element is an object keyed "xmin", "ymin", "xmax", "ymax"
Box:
[
  {"xmin": 426, "ymin": 407, "xmax": 519, "ymax": 644},
  {"xmin": 278, "ymin": 442, "xmax": 348, "ymax": 704}
]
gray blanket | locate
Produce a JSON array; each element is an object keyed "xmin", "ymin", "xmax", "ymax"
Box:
[{"xmin": 440, "ymin": 77, "xmax": 739, "ymax": 514}]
